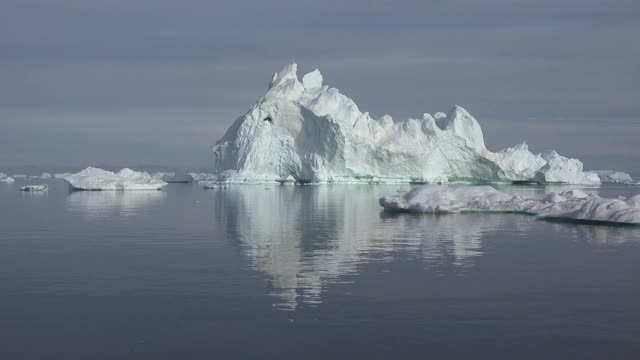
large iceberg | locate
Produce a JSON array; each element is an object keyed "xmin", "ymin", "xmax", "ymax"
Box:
[
  {"xmin": 65, "ymin": 167, "xmax": 167, "ymax": 190},
  {"xmin": 379, "ymin": 185, "xmax": 640, "ymax": 225},
  {"xmin": 212, "ymin": 63, "xmax": 600, "ymax": 185}
]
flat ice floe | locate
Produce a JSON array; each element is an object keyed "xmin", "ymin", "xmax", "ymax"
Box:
[
  {"xmin": 65, "ymin": 167, "xmax": 167, "ymax": 190},
  {"xmin": 380, "ymin": 185, "xmax": 640, "ymax": 225},
  {"xmin": 20, "ymin": 184, "xmax": 48, "ymax": 192},
  {"xmin": 211, "ymin": 63, "xmax": 607, "ymax": 185}
]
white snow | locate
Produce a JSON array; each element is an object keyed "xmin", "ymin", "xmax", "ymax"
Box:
[
  {"xmin": 589, "ymin": 170, "xmax": 634, "ymax": 184},
  {"xmin": 0, "ymin": 173, "xmax": 15, "ymax": 184},
  {"xmin": 65, "ymin": 167, "xmax": 168, "ymax": 190},
  {"xmin": 380, "ymin": 185, "xmax": 640, "ymax": 225},
  {"xmin": 212, "ymin": 63, "xmax": 602, "ymax": 185},
  {"xmin": 20, "ymin": 184, "xmax": 48, "ymax": 192}
]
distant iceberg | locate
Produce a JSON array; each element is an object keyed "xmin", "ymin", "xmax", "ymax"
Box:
[
  {"xmin": 588, "ymin": 170, "xmax": 634, "ymax": 184},
  {"xmin": 20, "ymin": 184, "xmax": 48, "ymax": 192},
  {"xmin": 380, "ymin": 185, "xmax": 640, "ymax": 225},
  {"xmin": 0, "ymin": 173, "xmax": 15, "ymax": 184},
  {"xmin": 189, "ymin": 172, "xmax": 217, "ymax": 182},
  {"xmin": 151, "ymin": 171, "xmax": 194, "ymax": 183},
  {"xmin": 65, "ymin": 167, "xmax": 167, "ymax": 190},
  {"xmin": 54, "ymin": 173, "xmax": 72, "ymax": 180},
  {"xmin": 27, "ymin": 172, "xmax": 52, "ymax": 180},
  {"xmin": 212, "ymin": 63, "xmax": 603, "ymax": 185}
]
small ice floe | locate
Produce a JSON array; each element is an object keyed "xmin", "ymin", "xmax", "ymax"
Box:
[
  {"xmin": 380, "ymin": 185, "xmax": 640, "ymax": 225},
  {"xmin": 64, "ymin": 167, "xmax": 167, "ymax": 190},
  {"xmin": 20, "ymin": 184, "xmax": 48, "ymax": 192}
]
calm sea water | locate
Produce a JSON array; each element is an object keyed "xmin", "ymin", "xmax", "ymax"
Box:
[{"xmin": 2, "ymin": 180, "xmax": 640, "ymax": 359}]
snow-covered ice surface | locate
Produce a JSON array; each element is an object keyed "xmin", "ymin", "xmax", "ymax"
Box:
[
  {"xmin": 20, "ymin": 184, "xmax": 48, "ymax": 192},
  {"xmin": 0, "ymin": 173, "xmax": 15, "ymax": 184},
  {"xmin": 65, "ymin": 167, "xmax": 167, "ymax": 190},
  {"xmin": 589, "ymin": 170, "xmax": 635, "ymax": 184},
  {"xmin": 380, "ymin": 185, "xmax": 640, "ymax": 225},
  {"xmin": 212, "ymin": 63, "xmax": 602, "ymax": 185}
]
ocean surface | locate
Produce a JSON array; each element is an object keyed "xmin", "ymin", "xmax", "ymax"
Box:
[{"xmin": 2, "ymin": 180, "xmax": 640, "ymax": 359}]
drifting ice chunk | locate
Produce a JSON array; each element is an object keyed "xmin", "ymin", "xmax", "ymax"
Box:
[
  {"xmin": 20, "ymin": 184, "xmax": 48, "ymax": 192},
  {"xmin": 212, "ymin": 63, "xmax": 605, "ymax": 184},
  {"xmin": 65, "ymin": 167, "xmax": 167, "ymax": 190},
  {"xmin": 589, "ymin": 170, "xmax": 634, "ymax": 184},
  {"xmin": 380, "ymin": 185, "xmax": 640, "ymax": 225},
  {"xmin": 0, "ymin": 173, "xmax": 15, "ymax": 184}
]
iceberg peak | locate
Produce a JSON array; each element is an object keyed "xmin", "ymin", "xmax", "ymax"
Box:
[
  {"xmin": 439, "ymin": 105, "xmax": 486, "ymax": 153},
  {"xmin": 302, "ymin": 69, "xmax": 323, "ymax": 89},
  {"xmin": 269, "ymin": 62, "xmax": 299, "ymax": 89}
]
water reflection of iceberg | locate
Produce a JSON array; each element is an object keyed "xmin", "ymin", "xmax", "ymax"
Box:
[
  {"xmin": 213, "ymin": 186, "xmax": 533, "ymax": 310},
  {"xmin": 66, "ymin": 191, "xmax": 166, "ymax": 217}
]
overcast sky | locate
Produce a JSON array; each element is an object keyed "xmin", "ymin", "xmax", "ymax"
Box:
[{"xmin": 2, "ymin": 0, "xmax": 639, "ymax": 173}]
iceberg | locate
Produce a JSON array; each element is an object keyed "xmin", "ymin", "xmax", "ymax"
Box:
[
  {"xmin": 379, "ymin": 185, "xmax": 640, "ymax": 225},
  {"xmin": 28, "ymin": 172, "xmax": 52, "ymax": 180},
  {"xmin": 20, "ymin": 184, "xmax": 48, "ymax": 192},
  {"xmin": 189, "ymin": 172, "xmax": 217, "ymax": 182},
  {"xmin": 211, "ymin": 63, "xmax": 601, "ymax": 185},
  {"xmin": 0, "ymin": 173, "xmax": 15, "ymax": 184},
  {"xmin": 151, "ymin": 171, "xmax": 194, "ymax": 183},
  {"xmin": 588, "ymin": 170, "xmax": 634, "ymax": 184},
  {"xmin": 65, "ymin": 167, "xmax": 167, "ymax": 190}
]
